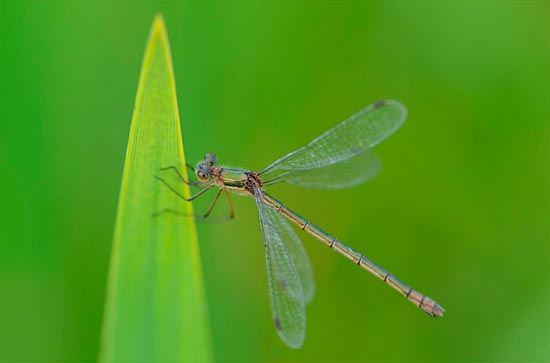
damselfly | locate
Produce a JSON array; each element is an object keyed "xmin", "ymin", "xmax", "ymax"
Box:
[{"xmin": 157, "ymin": 100, "xmax": 444, "ymax": 348}]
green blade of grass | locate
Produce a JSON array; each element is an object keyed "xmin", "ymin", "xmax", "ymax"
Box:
[{"xmin": 100, "ymin": 15, "xmax": 212, "ymax": 363}]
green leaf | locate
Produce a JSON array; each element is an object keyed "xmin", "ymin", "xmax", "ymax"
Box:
[{"xmin": 99, "ymin": 15, "xmax": 212, "ymax": 363}]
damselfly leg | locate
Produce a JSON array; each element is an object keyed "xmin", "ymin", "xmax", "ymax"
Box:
[
  {"xmin": 154, "ymin": 168, "xmax": 235, "ymax": 221},
  {"xmin": 159, "ymin": 165, "xmax": 202, "ymax": 186}
]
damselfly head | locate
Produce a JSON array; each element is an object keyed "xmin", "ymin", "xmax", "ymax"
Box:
[
  {"xmin": 196, "ymin": 162, "xmax": 212, "ymax": 181},
  {"xmin": 204, "ymin": 153, "xmax": 217, "ymax": 166}
]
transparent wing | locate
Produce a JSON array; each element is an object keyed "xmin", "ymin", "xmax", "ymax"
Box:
[
  {"xmin": 253, "ymin": 184, "xmax": 306, "ymax": 349},
  {"xmin": 266, "ymin": 202, "xmax": 315, "ymax": 303},
  {"xmin": 264, "ymin": 150, "xmax": 381, "ymax": 190},
  {"xmin": 259, "ymin": 100, "xmax": 406, "ymax": 175}
]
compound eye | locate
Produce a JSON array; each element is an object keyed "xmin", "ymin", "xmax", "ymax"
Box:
[
  {"xmin": 205, "ymin": 153, "xmax": 217, "ymax": 166},
  {"xmin": 196, "ymin": 162, "xmax": 211, "ymax": 181},
  {"xmin": 197, "ymin": 170, "xmax": 208, "ymax": 180}
]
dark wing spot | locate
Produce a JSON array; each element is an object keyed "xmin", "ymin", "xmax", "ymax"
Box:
[
  {"xmin": 373, "ymin": 100, "xmax": 386, "ymax": 108},
  {"xmin": 274, "ymin": 316, "xmax": 282, "ymax": 331}
]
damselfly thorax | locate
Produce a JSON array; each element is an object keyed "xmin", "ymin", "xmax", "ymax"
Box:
[{"xmin": 208, "ymin": 167, "xmax": 265, "ymax": 196}]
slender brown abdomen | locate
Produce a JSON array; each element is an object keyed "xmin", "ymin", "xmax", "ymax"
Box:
[{"xmin": 262, "ymin": 191, "xmax": 445, "ymax": 317}]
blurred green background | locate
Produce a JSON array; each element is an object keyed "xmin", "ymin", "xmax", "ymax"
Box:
[{"xmin": 0, "ymin": 1, "xmax": 548, "ymax": 362}]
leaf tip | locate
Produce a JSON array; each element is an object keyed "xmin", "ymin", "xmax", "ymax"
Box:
[{"xmin": 151, "ymin": 13, "xmax": 167, "ymax": 37}]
